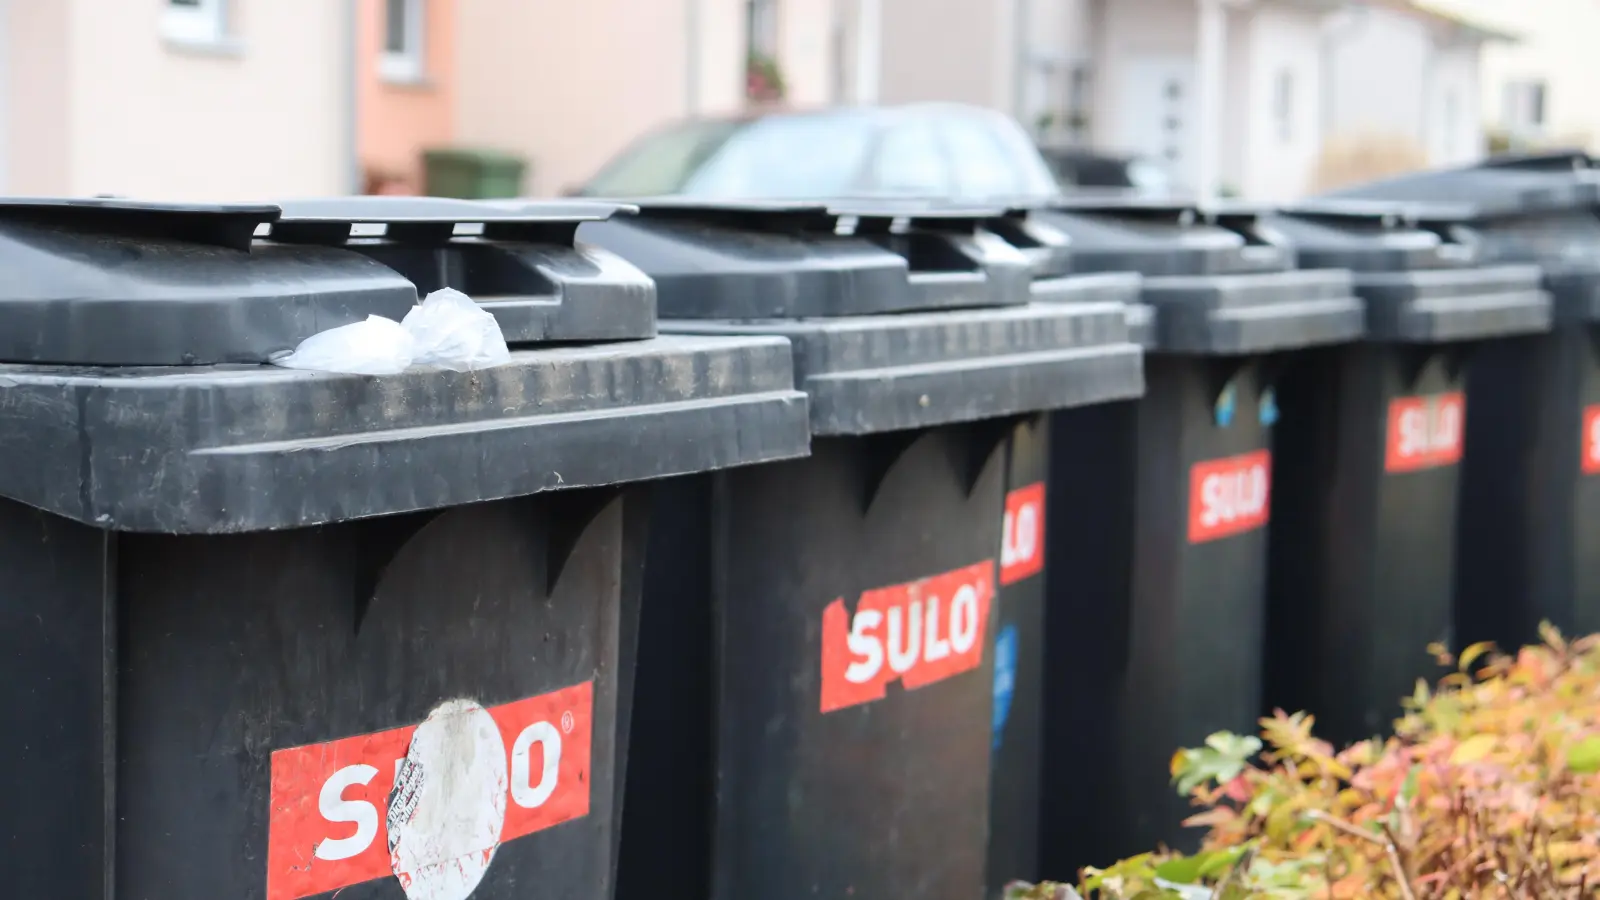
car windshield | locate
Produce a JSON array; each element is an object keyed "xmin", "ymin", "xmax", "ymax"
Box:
[
  {"xmin": 579, "ymin": 120, "xmax": 745, "ymax": 197},
  {"xmin": 680, "ymin": 114, "xmax": 879, "ymax": 198}
]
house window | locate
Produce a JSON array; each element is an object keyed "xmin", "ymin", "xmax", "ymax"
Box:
[
  {"xmin": 1503, "ymin": 80, "xmax": 1547, "ymax": 136},
  {"xmin": 162, "ymin": 0, "xmax": 227, "ymax": 45},
  {"xmin": 381, "ymin": 0, "xmax": 426, "ymax": 83},
  {"xmin": 1274, "ymin": 70, "xmax": 1294, "ymax": 142}
]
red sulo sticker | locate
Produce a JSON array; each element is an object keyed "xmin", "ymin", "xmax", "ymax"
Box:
[
  {"xmin": 1385, "ymin": 392, "xmax": 1465, "ymax": 473},
  {"xmin": 819, "ymin": 561, "xmax": 994, "ymax": 714},
  {"xmin": 1188, "ymin": 450, "xmax": 1272, "ymax": 544},
  {"xmin": 1000, "ymin": 482, "xmax": 1046, "ymax": 586},
  {"xmin": 266, "ymin": 681, "xmax": 593, "ymax": 900},
  {"xmin": 1584, "ymin": 405, "xmax": 1600, "ymax": 475}
]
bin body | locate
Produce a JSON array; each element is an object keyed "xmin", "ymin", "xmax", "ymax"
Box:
[
  {"xmin": 583, "ymin": 201, "xmax": 1146, "ymax": 900},
  {"xmin": 987, "ymin": 414, "xmax": 1050, "ymax": 892},
  {"xmin": 1028, "ymin": 199, "xmax": 1366, "ymax": 875},
  {"xmin": 1263, "ymin": 204, "xmax": 1552, "ymax": 745},
  {"xmin": 0, "ymin": 198, "xmax": 809, "ymax": 899},
  {"xmin": 1330, "ymin": 156, "xmax": 1600, "ymax": 650}
]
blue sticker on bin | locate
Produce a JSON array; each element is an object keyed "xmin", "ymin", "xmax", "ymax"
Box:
[
  {"xmin": 992, "ymin": 624, "xmax": 1018, "ymax": 750},
  {"xmin": 1214, "ymin": 382, "xmax": 1237, "ymax": 428},
  {"xmin": 1259, "ymin": 387, "xmax": 1279, "ymax": 427}
]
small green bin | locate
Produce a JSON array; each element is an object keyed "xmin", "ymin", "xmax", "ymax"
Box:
[{"xmin": 422, "ymin": 147, "xmax": 528, "ymax": 199}]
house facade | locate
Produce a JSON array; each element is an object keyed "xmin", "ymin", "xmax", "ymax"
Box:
[
  {"xmin": 0, "ymin": 0, "xmax": 1512, "ymax": 202},
  {"xmin": 4, "ymin": 0, "xmax": 352, "ymax": 200}
]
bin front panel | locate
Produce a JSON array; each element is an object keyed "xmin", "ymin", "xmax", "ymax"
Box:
[
  {"xmin": 987, "ymin": 415, "xmax": 1049, "ymax": 894},
  {"xmin": 1267, "ymin": 345, "xmax": 1464, "ymax": 746},
  {"xmin": 712, "ymin": 429, "xmax": 1004, "ymax": 900},
  {"xmin": 1458, "ymin": 324, "xmax": 1600, "ymax": 650},
  {"xmin": 106, "ymin": 493, "xmax": 629, "ymax": 900},
  {"xmin": 1041, "ymin": 357, "xmax": 1272, "ymax": 871}
]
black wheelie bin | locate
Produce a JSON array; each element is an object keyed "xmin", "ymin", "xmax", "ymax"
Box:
[
  {"xmin": 0, "ymin": 197, "xmax": 809, "ymax": 900},
  {"xmin": 1023, "ymin": 197, "xmax": 1366, "ymax": 875},
  {"xmin": 1329, "ymin": 152, "xmax": 1600, "ymax": 650},
  {"xmin": 1260, "ymin": 201, "xmax": 1551, "ymax": 746},
  {"xmin": 979, "ymin": 204, "xmax": 1148, "ymax": 894},
  {"xmin": 580, "ymin": 199, "xmax": 1146, "ymax": 900}
]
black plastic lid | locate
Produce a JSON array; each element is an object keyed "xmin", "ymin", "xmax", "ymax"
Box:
[
  {"xmin": 0, "ymin": 197, "xmax": 421, "ymax": 366},
  {"xmin": 1266, "ymin": 201, "xmax": 1482, "ymax": 271},
  {"xmin": 1034, "ymin": 198, "xmax": 1293, "ymax": 277},
  {"xmin": 575, "ymin": 198, "xmax": 1032, "ymax": 319},
  {"xmin": 1325, "ymin": 154, "xmax": 1600, "ymax": 218},
  {"xmin": 0, "ymin": 196, "xmax": 654, "ymax": 366},
  {"xmin": 1264, "ymin": 201, "xmax": 1552, "ymax": 342},
  {"xmin": 272, "ymin": 196, "xmax": 656, "ymax": 345}
]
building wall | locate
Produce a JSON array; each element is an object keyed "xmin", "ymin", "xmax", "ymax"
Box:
[
  {"xmin": 65, "ymin": 0, "xmax": 349, "ymax": 200},
  {"xmin": 6, "ymin": 0, "xmax": 72, "ymax": 194},
  {"xmin": 1326, "ymin": 6, "xmax": 1431, "ymax": 146},
  {"xmin": 1428, "ymin": 41, "xmax": 1483, "ymax": 165},
  {"xmin": 878, "ymin": 0, "xmax": 1014, "ymax": 111},
  {"xmin": 1239, "ymin": 5, "xmax": 1321, "ymax": 200},
  {"xmin": 1429, "ymin": 0, "xmax": 1600, "ymax": 149},
  {"xmin": 779, "ymin": 0, "xmax": 837, "ymax": 107},
  {"xmin": 1090, "ymin": 0, "xmax": 1194, "ymax": 154},
  {"xmin": 456, "ymin": 0, "xmax": 745, "ymax": 197},
  {"xmin": 357, "ymin": 0, "xmax": 457, "ymax": 192}
]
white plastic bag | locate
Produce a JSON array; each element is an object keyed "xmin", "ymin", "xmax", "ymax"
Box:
[
  {"xmin": 402, "ymin": 287, "xmax": 511, "ymax": 372},
  {"xmin": 272, "ymin": 314, "xmax": 415, "ymax": 375}
]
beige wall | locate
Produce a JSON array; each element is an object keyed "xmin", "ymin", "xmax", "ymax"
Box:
[
  {"xmin": 52, "ymin": 0, "xmax": 349, "ymax": 200},
  {"xmin": 878, "ymin": 0, "xmax": 1015, "ymax": 111},
  {"xmin": 457, "ymin": 0, "xmax": 747, "ymax": 197},
  {"xmin": 7, "ymin": 0, "xmax": 73, "ymax": 194},
  {"xmin": 779, "ymin": 0, "xmax": 837, "ymax": 107}
]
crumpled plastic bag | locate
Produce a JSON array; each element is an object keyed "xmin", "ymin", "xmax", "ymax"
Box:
[
  {"xmin": 400, "ymin": 287, "xmax": 511, "ymax": 371},
  {"xmin": 272, "ymin": 314, "xmax": 416, "ymax": 375},
  {"xmin": 271, "ymin": 288, "xmax": 510, "ymax": 375}
]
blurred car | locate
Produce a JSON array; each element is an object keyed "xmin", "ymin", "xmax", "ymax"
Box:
[
  {"xmin": 1036, "ymin": 145, "xmax": 1174, "ymax": 197},
  {"xmin": 570, "ymin": 103, "xmax": 1062, "ymax": 202}
]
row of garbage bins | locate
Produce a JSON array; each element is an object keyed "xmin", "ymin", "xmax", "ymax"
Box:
[{"xmin": 5, "ymin": 151, "xmax": 1599, "ymax": 900}]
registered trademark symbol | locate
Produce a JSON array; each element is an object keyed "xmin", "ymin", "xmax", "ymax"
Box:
[{"xmin": 561, "ymin": 711, "xmax": 575, "ymax": 734}]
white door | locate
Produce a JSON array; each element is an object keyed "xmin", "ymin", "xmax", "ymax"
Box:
[{"xmin": 1117, "ymin": 56, "xmax": 1198, "ymax": 191}]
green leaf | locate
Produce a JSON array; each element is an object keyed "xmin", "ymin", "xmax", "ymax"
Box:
[
  {"xmin": 1568, "ymin": 736, "xmax": 1600, "ymax": 774},
  {"xmin": 1152, "ymin": 854, "xmax": 1205, "ymax": 885}
]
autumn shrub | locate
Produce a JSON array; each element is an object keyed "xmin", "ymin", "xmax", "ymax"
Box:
[{"xmin": 1009, "ymin": 626, "xmax": 1600, "ymax": 899}]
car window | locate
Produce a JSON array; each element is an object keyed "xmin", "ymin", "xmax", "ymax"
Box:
[
  {"xmin": 580, "ymin": 120, "xmax": 743, "ymax": 197},
  {"xmin": 869, "ymin": 120, "xmax": 952, "ymax": 196},
  {"xmin": 941, "ymin": 117, "xmax": 1027, "ymax": 199},
  {"xmin": 682, "ymin": 114, "xmax": 877, "ymax": 199}
]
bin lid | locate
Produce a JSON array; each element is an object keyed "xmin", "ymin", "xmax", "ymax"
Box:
[
  {"xmin": 581, "ymin": 198, "xmax": 1143, "ymax": 435},
  {"xmin": 1326, "ymin": 153, "xmax": 1600, "ymax": 218},
  {"xmin": 0, "ymin": 197, "xmax": 422, "ymax": 366},
  {"xmin": 1269, "ymin": 200, "xmax": 1556, "ymax": 341},
  {"xmin": 273, "ymin": 196, "xmax": 657, "ymax": 344},
  {"xmin": 0, "ymin": 196, "xmax": 814, "ymax": 531},
  {"xmin": 1266, "ymin": 200, "xmax": 1483, "ymax": 271},
  {"xmin": 576, "ymin": 198, "xmax": 1033, "ymax": 318},
  {"xmin": 1026, "ymin": 198, "xmax": 1364, "ymax": 355},
  {"xmin": 1034, "ymin": 197, "xmax": 1294, "ymax": 277}
]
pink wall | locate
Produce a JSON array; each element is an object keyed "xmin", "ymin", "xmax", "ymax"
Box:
[{"xmin": 357, "ymin": 0, "xmax": 457, "ymax": 193}]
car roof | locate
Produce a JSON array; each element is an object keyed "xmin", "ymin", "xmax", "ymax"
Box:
[{"xmin": 681, "ymin": 102, "xmax": 1015, "ymax": 129}]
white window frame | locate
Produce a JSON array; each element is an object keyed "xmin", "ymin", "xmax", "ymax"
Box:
[
  {"xmin": 380, "ymin": 0, "xmax": 427, "ymax": 84},
  {"xmin": 161, "ymin": 0, "xmax": 228, "ymax": 46}
]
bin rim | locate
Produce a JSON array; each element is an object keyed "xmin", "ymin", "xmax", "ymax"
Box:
[{"xmin": 276, "ymin": 195, "xmax": 636, "ymax": 224}]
